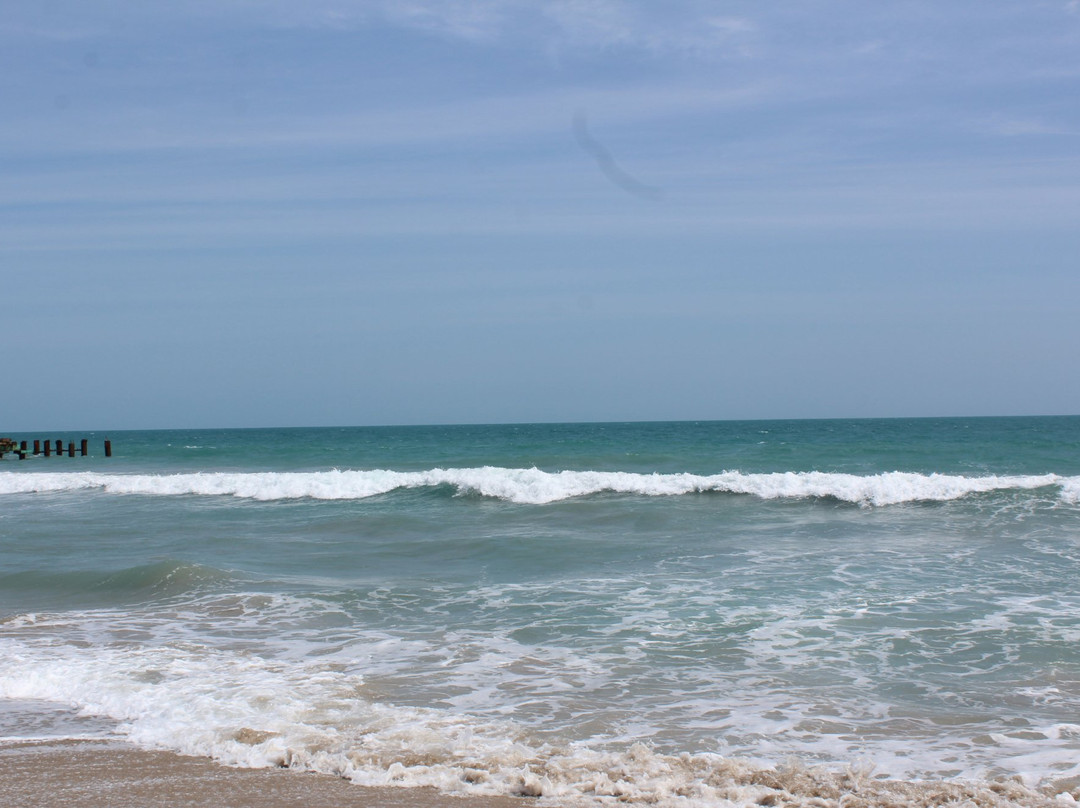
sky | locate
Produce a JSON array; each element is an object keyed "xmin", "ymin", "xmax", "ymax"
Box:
[{"xmin": 2, "ymin": 0, "xmax": 1079, "ymax": 430}]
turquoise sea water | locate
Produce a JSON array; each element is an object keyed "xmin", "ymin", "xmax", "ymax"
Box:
[{"xmin": 2, "ymin": 417, "xmax": 1080, "ymax": 803}]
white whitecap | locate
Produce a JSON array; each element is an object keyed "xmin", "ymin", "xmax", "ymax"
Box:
[{"xmin": 0, "ymin": 468, "xmax": 1072, "ymax": 506}]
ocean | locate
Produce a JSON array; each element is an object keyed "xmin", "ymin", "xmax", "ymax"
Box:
[{"xmin": 2, "ymin": 417, "xmax": 1080, "ymax": 805}]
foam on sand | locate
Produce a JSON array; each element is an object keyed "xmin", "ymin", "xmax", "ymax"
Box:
[
  {"xmin": 0, "ymin": 737, "xmax": 1070, "ymax": 808},
  {"xmin": 0, "ymin": 739, "xmax": 534, "ymax": 808}
]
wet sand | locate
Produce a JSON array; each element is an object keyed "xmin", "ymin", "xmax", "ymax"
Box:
[{"xmin": 0, "ymin": 739, "xmax": 544, "ymax": 808}]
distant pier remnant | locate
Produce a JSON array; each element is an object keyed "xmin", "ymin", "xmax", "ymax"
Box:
[{"xmin": 0, "ymin": 436, "xmax": 113, "ymax": 460}]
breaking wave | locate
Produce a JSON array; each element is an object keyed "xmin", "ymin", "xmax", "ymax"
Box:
[{"xmin": 0, "ymin": 468, "xmax": 1075, "ymax": 506}]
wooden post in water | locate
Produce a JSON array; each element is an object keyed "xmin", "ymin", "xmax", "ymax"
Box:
[
  {"xmin": 104, "ymin": 440, "xmax": 112, "ymax": 458},
  {"xmin": 44, "ymin": 440, "xmax": 51, "ymax": 457},
  {"xmin": 20, "ymin": 441, "xmax": 28, "ymax": 453},
  {"xmin": 33, "ymin": 440, "xmax": 41, "ymax": 455},
  {"xmin": 67, "ymin": 442, "xmax": 75, "ymax": 457},
  {"xmin": 55, "ymin": 439, "xmax": 62, "ymax": 455},
  {"xmin": 80, "ymin": 439, "xmax": 88, "ymax": 456}
]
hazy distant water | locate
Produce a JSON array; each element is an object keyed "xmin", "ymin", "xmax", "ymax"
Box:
[{"xmin": 3, "ymin": 417, "xmax": 1080, "ymax": 804}]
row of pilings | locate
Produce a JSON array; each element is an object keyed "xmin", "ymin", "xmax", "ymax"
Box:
[{"xmin": 0, "ymin": 438, "xmax": 112, "ymax": 460}]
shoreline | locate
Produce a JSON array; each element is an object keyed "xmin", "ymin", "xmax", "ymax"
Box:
[
  {"xmin": 0, "ymin": 738, "xmax": 544, "ymax": 808},
  {"xmin": 2, "ymin": 738, "xmax": 1074, "ymax": 808}
]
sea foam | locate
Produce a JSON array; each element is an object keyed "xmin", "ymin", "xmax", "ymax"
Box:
[
  {"xmin": 0, "ymin": 468, "xmax": 1072, "ymax": 505},
  {"xmin": 0, "ymin": 630, "xmax": 1072, "ymax": 807}
]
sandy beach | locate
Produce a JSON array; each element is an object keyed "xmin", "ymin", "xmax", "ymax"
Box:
[{"xmin": 0, "ymin": 739, "xmax": 542, "ymax": 808}]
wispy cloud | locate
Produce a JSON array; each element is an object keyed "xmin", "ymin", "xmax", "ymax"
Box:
[
  {"xmin": 3, "ymin": 1, "xmax": 1079, "ymax": 245},
  {"xmin": 380, "ymin": 0, "xmax": 516, "ymax": 43},
  {"xmin": 0, "ymin": 78, "xmax": 768, "ymax": 156},
  {"xmin": 3, "ymin": 0, "xmax": 757, "ymax": 57},
  {"xmin": 983, "ymin": 116, "xmax": 1076, "ymax": 136},
  {"xmin": 329, "ymin": 0, "xmax": 757, "ymax": 56}
]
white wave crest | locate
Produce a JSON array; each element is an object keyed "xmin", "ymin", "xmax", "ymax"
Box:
[
  {"xmin": 0, "ymin": 468, "xmax": 1071, "ymax": 506},
  {"xmin": 1059, "ymin": 478, "xmax": 1080, "ymax": 505}
]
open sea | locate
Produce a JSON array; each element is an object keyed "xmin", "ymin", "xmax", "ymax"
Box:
[{"xmin": 3, "ymin": 417, "xmax": 1080, "ymax": 805}]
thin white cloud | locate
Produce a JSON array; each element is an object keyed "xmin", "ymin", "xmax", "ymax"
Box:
[
  {"xmin": 0, "ymin": 20, "xmax": 105, "ymax": 41},
  {"xmin": 0, "ymin": 79, "xmax": 770, "ymax": 156},
  {"xmin": 2, "ymin": 0, "xmax": 756, "ymax": 57},
  {"xmin": 538, "ymin": 1, "xmax": 756, "ymax": 57},
  {"xmin": 543, "ymin": 0, "xmax": 637, "ymax": 47},
  {"xmin": 380, "ymin": 0, "xmax": 517, "ymax": 43},
  {"xmin": 983, "ymin": 116, "xmax": 1075, "ymax": 136},
  {"xmin": 851, "ymin": 39, "xmax": 886, "ymax": 56}
]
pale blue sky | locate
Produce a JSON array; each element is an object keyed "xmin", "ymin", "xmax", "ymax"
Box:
[{"xmin": 2, "ymin": 1, "xmax": 1079, "ymax": 430}]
